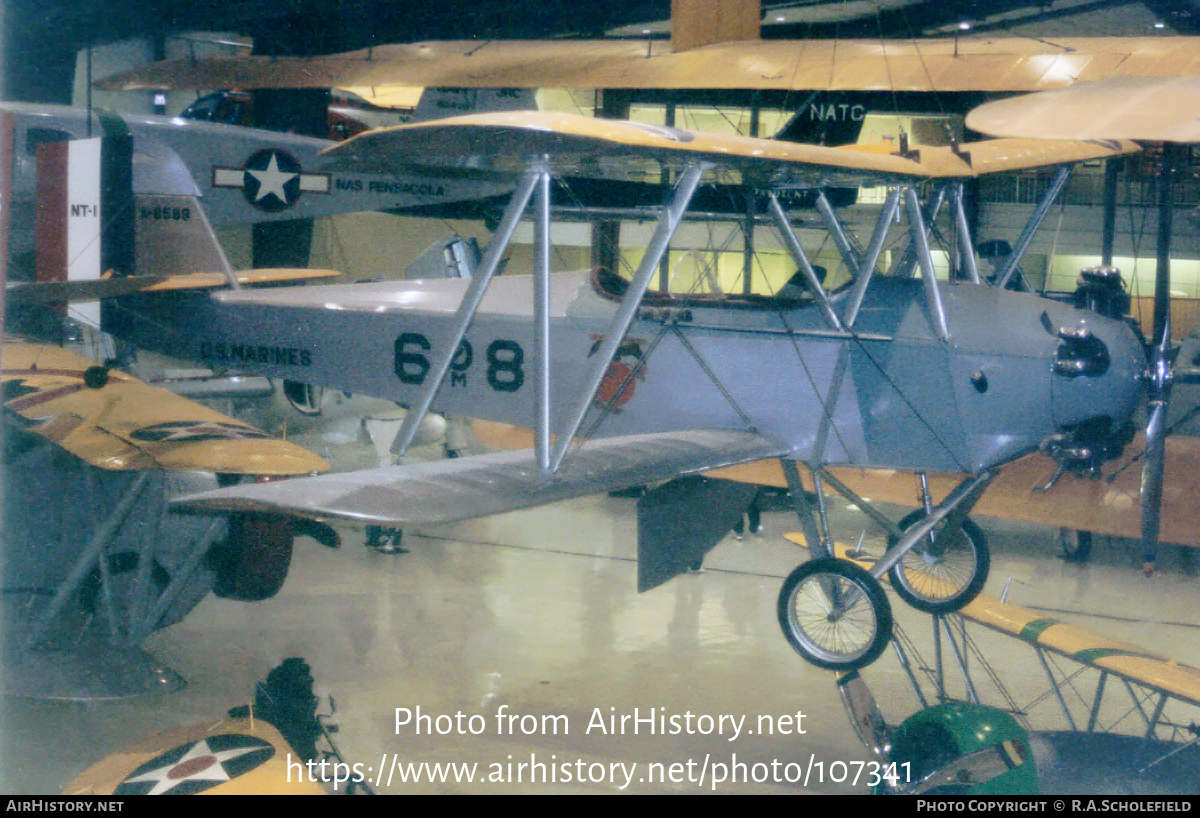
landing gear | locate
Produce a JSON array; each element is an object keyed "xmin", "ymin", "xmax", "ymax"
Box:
[
  {"xmin": 887, "ymin": 510, "xmax": 989, "ymax": 614},
  {"xmin": 778, "ymin": 557, "xmax": 893, "ymax": 671},
  {"xmin": 776, "ymin": 461, "xmax": 996, "ymax": 671}
]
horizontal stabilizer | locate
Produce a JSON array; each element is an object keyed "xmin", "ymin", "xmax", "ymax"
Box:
[
  {"xmin": 138, "ymin": 267, "xmax": 342, "ymax": 291},
  {"xmin": 7, "ymin": 275, "xmax": 174, "ymax": 303},
  {"xmin": 171, "ymin": 429, "xmax": 789, "ymax": 525},
  {"xmin": 6, "ymin": 268, "xmax": 341, "ymax": 302},
  {"xmin": 966, "ymin": 76, "xmax": 1200, "ymax": 142}
]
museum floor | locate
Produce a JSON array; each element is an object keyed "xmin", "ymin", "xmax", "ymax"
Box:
[{"xmin": 4, "ymin": 482, "xmax": 1200, "ymax": 794}]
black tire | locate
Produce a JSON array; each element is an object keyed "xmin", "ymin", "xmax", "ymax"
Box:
[
  {"xmin": 886, "ymin": 510, "xmax": 989, "ymax": 614},
  {"xmin": 778, "ymin": 557, "xmax": 893, "ymax": 671}
]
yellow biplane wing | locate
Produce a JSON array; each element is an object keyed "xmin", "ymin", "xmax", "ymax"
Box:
[
  {"xmin": 96, "ymin": 36, "xmax": 1200, "ymax": 95},
  {"xmin": 719, "ymin": 437, "xmax": 1200, "ymax": 550},
  {"xmin": 322, "ymin": 110, "xmax": 1138, "ymax": 187},
  {"xmin": 472, "ymin": 421, "xmax": 1200, "ymax": 549},
  {"xmin": 816, "ymin": 539, "xmax": 1200, "ymax": 708},
  {"xmin": 60, "ymin": 717, "xmax": 326, "ymax": 795},
  {"xmin": 966, "ymin": 75, "xmax": 1200, "ymax": 143},
  {"xmin": 3, "ymin": 340, "xmax": 327, "ymax": 475}
]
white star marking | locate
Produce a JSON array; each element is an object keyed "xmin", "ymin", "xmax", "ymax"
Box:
[
  {"xmin": 122, "ymin": 738, "xmax": 265, "ymax": 795},
  {"xmin": 247, "ymin": 153, "xmax": 298, "ymax": 204}
]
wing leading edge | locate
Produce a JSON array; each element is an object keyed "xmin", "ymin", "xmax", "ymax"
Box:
[
  {"xmin": 321, "ymin": 111, "xmax": 1139, "ymax": 187},
  {"xmin": 96, "ymin": 37, "xmax": 1200, "ymax": 94},
  {"xmin": 170, "ymin": 429, "xmax": 790, "ymax": 525}
]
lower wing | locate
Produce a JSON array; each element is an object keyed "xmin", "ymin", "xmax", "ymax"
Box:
[{"xmin": 170, "ymin": 428, "xmax": 789, "ymax": 525}]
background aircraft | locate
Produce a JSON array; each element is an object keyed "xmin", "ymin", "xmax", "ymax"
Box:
[
  {"xmin": 0, "ymin": 99, "xmax": 513, "ymax": 278},
  {"xmin": 1, "ymin": 337, "xmax": 329, "ymax": 698}
]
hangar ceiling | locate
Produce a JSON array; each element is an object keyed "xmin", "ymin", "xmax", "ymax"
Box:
[
  {"xmin": 4, "ymin": 0, "xmax": 1199, "ymax": 101},
  {"xmin": 10, "ymin": 0, "xmax": 1200, "ymax": 54}
]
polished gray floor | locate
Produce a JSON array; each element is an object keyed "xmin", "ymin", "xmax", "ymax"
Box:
[{"xmin": 4, "ymin": 479, "xmax": 1200, "ymax": 794}]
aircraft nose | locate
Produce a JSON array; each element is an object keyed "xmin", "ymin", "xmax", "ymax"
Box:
[{"xmin": 1050, "ymin": 313, "xmax": 1145, "ymax": 431}]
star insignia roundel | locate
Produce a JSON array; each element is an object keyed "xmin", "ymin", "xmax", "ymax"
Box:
[
  {"xmin": 129, "ymin": 421, "xmax": 271, "ymax": 442},
  {"xmin": 115, "ymin": 734, "xmax": 275, "ymax": 795},
  {"xmin": 241, "ymin": 149, "xmax": 303, "ymax": 212}
]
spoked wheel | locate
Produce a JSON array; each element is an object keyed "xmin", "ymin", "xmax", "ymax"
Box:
[
  {"xmin": 886, "ymin": 510, "xmax": 989, "ymax": 614},
  {"xmin": 778, "ymin": 557, "xmax": 893, "ymax": 671}
]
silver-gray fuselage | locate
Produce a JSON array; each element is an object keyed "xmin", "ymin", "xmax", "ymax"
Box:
[{"xmin": 104, "ymin": 270, "xmax": 1145, "ymax": 474}]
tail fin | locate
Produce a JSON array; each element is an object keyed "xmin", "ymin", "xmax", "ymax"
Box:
[
  {"xmin": 775, "ymin": 93, "xmax": 870, "ymax": 206},
  {"xmin": 20, "ymin": 142, "xmax": 233, "ymax": 300},
  {"xmin": 8, "ymin": 134, "xmax": 136, "ymax": 337},
  {"xmin": 33, "ymin": 136, "xmax": 135, "ymax": 318},
  {"xmin": 776, "ymin": 92, "xmax": 868, "ymax": 147},
  {"xmin": 401, "ymin": 233, "xmax": 482, "ymax": 280},
  {"xmin": 671, "ymin": 0, "xmax": 760, "ymax": 52},
  {"xmin": 133, "ymin": 194, "xmax": 232, "ymax": 277}
]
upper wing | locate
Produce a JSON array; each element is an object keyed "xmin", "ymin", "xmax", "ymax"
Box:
[
  {"xmin": 321, "ymin": 111, "xmax": 1138, "ymax": 187},
  {"xmin": 170, "ymin": 429, "xmax": 789, "ymax": 524},
  {"xmin": 3, "ymin": 341, "xmax": 328, "ymax": 475},
  {"xmin": 97, "ymin": 37, "xmax": 1200, "ymax": 94},
  {"xmin": 966, "ymin": 76, "xmax": 1200, "ymax": 142}
]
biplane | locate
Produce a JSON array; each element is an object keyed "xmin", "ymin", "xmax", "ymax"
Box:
[
  {"xmin": 1, "ymin": 337, "xmax": 328, "ymax": 698},
  {"xmin": 70, "ymin": 108, "xmax": 1162, "ymax": 674}
]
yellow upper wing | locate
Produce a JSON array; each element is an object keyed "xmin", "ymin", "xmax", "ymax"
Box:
[
  {"xmin": 96, "ymin": 36, "xmax": 1200, "ymax": 93},
  {"xmin": 321, "ymin": 110, "xmax": 1138, "ymax": 187},
  {"xmin": 966, "ymin": 76, "xmax": 1200, "ymax": 143},
  {"xmin": 3, "ymin": 341, "xmax": 327, "ymax": 475}
]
